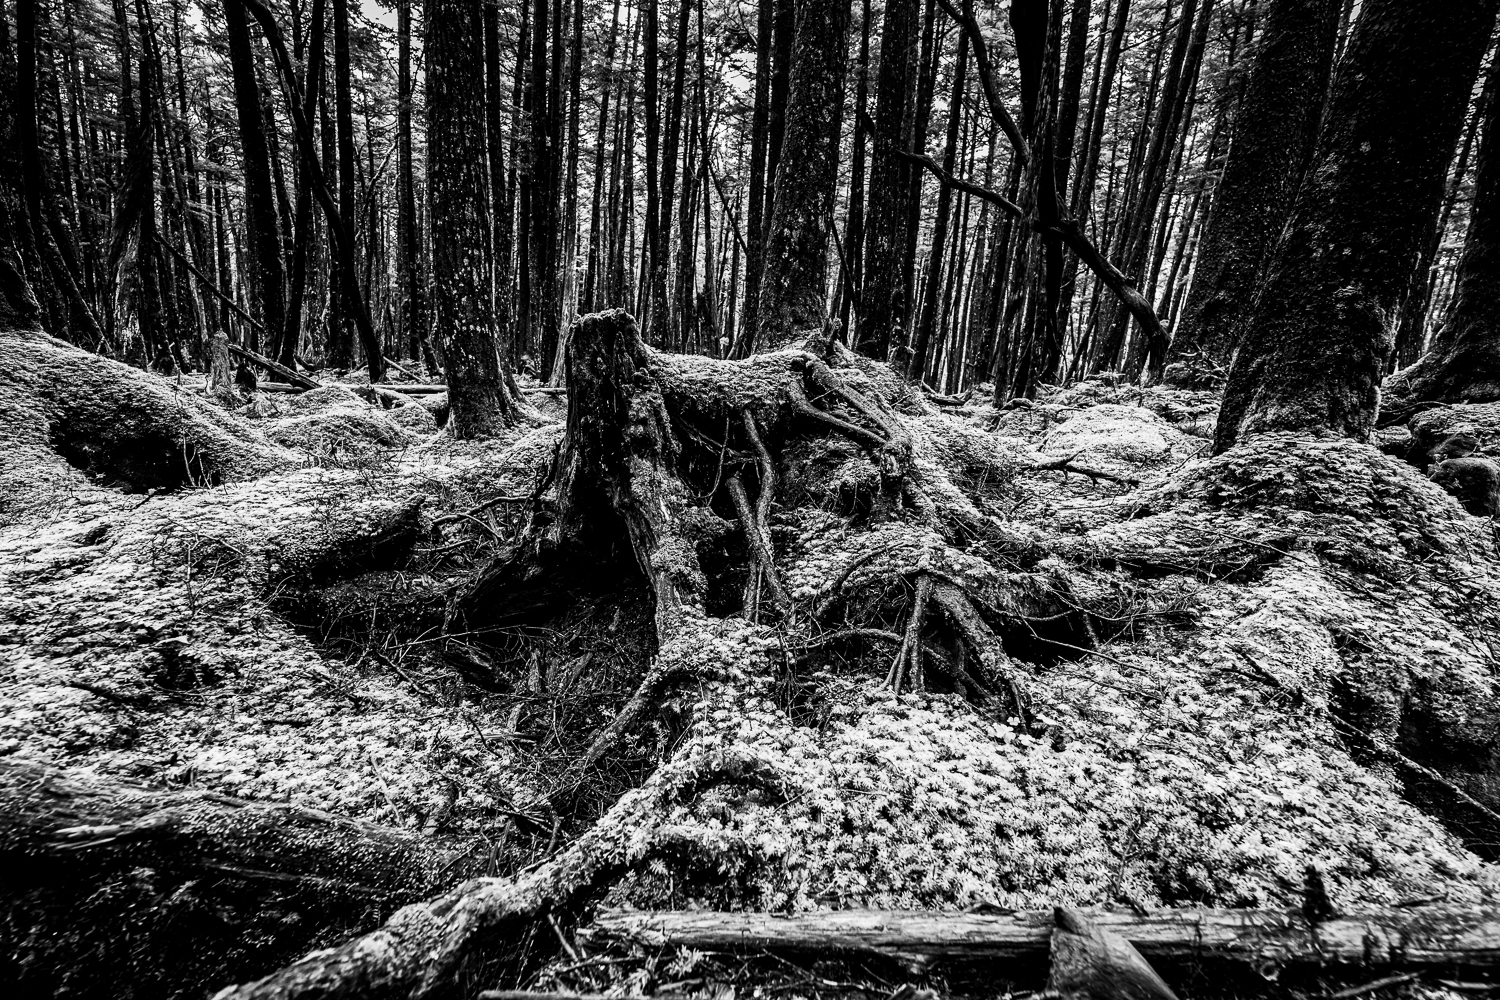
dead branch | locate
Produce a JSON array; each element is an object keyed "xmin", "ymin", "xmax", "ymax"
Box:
[
  {"xmin": 229, "ymin": 342, "xmax": 321, "ymax": 392},
  {"xmin": 1027, "ymin": 453, "xmax": 1143, "ymax": 487}
]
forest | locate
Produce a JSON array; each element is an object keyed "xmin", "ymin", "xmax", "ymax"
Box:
[{"xmin": 4, "ymin": 0, "xmax": 1500, "ymax": 996}]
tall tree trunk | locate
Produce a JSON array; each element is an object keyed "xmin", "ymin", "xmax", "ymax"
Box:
[
  {"xmin": 838, "ymin": 0, "xmax": 871, "ymax": 334},
  {"xmin": 583, "ymin": 0, "xmax": 623, "ymax": 314},
  {"xmin": 397, "ymin": 0, "xmax": 425, "ymax": 366},
  {"xmin": 427, "ymin": 0, "xmax": 514, "ymax": 437},
  {"xmin": 908, "ymin": 34, "xmax": 967, "ymax": 381},
  {"xmin": 1168, "ymin": 0, "xmax": 1339, "ymax": 378},
  {"xmin": 282, "ymin": 0, "xmax": 327, "ymax": 370},
  {"xmin": 855, "ymin": 0, "xmax": 920, "ymax": 359},
  {"xmin": 650, "ymin": 0, "xmax": 692, "ymax": 344},
  {"xmin": 754, "ymin": 0, "xmax": 851, "ymax": 349},
  {"xmin": 736, "ymin": 0, "xmax": 774, "ymax": 353},
  {"xmin": 1094, "ymin": 0, "xmax": 1211, "ymax": 376},
  {"xmin": 1385, "ymin": 57, "xmax": 1500, "ymax": 411},
  {"xmin": 223, "ymin": 0, "xmax": 286, "ymax": 355},
  {"xmin": 330, "ymin": 0, "xmax": 357, "ymax": 368},
  {"xmin": 1215, "ymin": 0, "xmax": 1500, "ymax": 452}
]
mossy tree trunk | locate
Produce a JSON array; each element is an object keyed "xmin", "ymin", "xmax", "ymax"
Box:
[
  {"xmin": 754, "ymin": 0, "xmax": 852, "ymax": 351},
  {"xmin": 1214, "ymin": 0, "xmax": 1500, "ymax": 453},
  {"xmin": 1166, "ymin": 0, "xmax": 1340, "ymax": 378},
  {"xmin": 426, "ymin": 0, "xmax": 514, "ymax": 438},
  {"xmin": 1384, "ymin": 58, "xmax": 1500, "ymax": 415}
]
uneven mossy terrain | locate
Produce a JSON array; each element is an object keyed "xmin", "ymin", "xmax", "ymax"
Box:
[{"xmin": 2, "ymin": 326, "xmax": 1499, "ymax": 998}]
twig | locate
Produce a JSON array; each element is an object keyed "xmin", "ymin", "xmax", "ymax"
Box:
[
  {"xmin": 432, "ymin": 494, "xmax": 534, "ymax": 529},
  {"xmin": 1329, "ymin": 972, "xmax": 1423, "ymax": 999}
]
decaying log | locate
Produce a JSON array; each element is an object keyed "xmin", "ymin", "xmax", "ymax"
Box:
[
  {"xmin": 0, "ymin": 758, "xmax": 474, "ymax": 998},
  {"xmin": 587, "ymin": 906, "xmax": 1500, "ymax": 974},
  {"xmin": 1048, "ymin": 907, "xmax": 1179, "ymax": 1000},
  {"xmin": 0, "ymin": 758, "xmax": 457, "ymax": 898}
]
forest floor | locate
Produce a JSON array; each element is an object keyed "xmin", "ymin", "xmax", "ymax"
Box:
[{"xmin": 2, "ymin": 325, "xmax": 1499, "ymax": 1000}]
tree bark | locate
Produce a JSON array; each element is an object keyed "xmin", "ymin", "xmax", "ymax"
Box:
[
  {"xmin": 397, "ymin": 0, "xmax": 425, "ymax": 366},
  {"xmin": 907, "ymin": 34, "xmax": 967, "ymax": 381},
  {"xmin": 1384, "ymin": 57, "xmax": 1500, "ymax": 413},
  {"xmin": 222, "ymin": 0, "xmax": 286, "ymax": 352},
  {"xmin": 1168, "ymin": 0, "xmax": 1339, "ymax": 378},
  {"xmin": 0, "ymin": 757, "xmax": 467, "ymax": 1000},
  {"xmin": 427, "ymin": 0, "xmax": 514, "ymax": 437},
  {"xmin": 590, "ymin": 905, "xmax": 1500, "ymax": 975},
  {"xmin": 754, "ymin": 0, "xmax": 850, "ymax": 349},
  {"xmin": 855, "ymin": 0, "xmax": 920, "ymax": 359},
  {"xmin": 1215, "ymin": 0, "xmax": 1500, "ymax": 452},
  {"xmin": 737, "ymin": 0, "xmax": 774, "ymax": 352}
]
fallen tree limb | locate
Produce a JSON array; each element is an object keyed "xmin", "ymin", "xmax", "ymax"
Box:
[{"xmin": 587, "ymin": 906, "xmax": 1500, "ymax": 973}]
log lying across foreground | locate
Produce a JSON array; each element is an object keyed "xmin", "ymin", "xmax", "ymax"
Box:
[
  {"xmin": 590, "ymin": 905, "xmax": 1500, "ymax": 973},
  {"xmin": 0, "ymin": 757, "xmax": 473, "ymax": 997}
]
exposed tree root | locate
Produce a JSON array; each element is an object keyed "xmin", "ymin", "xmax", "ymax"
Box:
[{"xmin": 885, "ymin": 572, "xmax": 934, "ymax": 693}]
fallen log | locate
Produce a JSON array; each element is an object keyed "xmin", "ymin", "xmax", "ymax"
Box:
[
  {"xmin": 230, "ymin": 342, "xmax": 321, "ymax": 391},
  {"xmin": 0, "ymin": 757, "xmax": 475, "ymax": 999},
  {"xmin": 587, "ymin": 905, "xmax": 1500, "ymax": 974},
  {"xmin": 370, "ymin": 382, "xmax": 450, "ymax": 394}
]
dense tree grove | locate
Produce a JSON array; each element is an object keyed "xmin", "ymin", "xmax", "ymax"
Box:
[
  {"xmin": 1, "ymin": 0, "xmax": 1493, "ymax": 419},
  {"xmin": 12, "ymin": 1, "xmax": 1500, "ymax": 997}
]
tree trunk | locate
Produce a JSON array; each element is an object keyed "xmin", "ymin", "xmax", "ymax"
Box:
[
  {"xmin": 281, "ymin": 0, "xmax": 326, "ymax": 371},
  {"xmin": 855, "ymin": 0, "xmax": 920, "ymax": 359},
  {"xmin": 222, "ymin": 0, "xmax": 286, "ymax": 354},
  {"xmin": 837, "ymin": 0, "xmax": 871, "ymax": 335},
  {"xmin": 1168, "ymin": 0, "xmax": 1339, "ymax": 379},
  {"xmin": 650, "ymin": 0, "xmax": 692, "ymax": 345},
  {"xmin": 1214, "ymin": 0, "xmax": 1500, "ymax": 453},
  {"xmin": 908, "ymin": 34, "xmax": 967, "ymax": 381},
  {"xmin": 427, "ymin": 0, "xmax": 514, "ymax": 437},
  {"xmin": 0, "ymin": 757, "xmax": 470, "ymax": 1000},
  {"xmin": 737, "ymin": 0, "xmax": 774, "ymax": 352},
  {"xmin": 397, "ymin": 0, "xmax": 425, "ymax": 367},
  {"xmin": 330, "ymin": 0, "xmax": 357, "ymax": 369},
  {"xmin": 1384, "ymin": 57, "xmax": 1500, "ymax": 413},
  {"xmin": 754, "ymin": 0, "xmax": 850, "ymax": 349}
]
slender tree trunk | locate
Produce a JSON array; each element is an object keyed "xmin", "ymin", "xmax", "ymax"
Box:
[
  {"xmin": 838, "ymin": 0, "xmax": 871, "ymax": 334},
  {"xmin": 427, "ymin": 0, "xmax": 513, "ymax": 437},
  {"xmin": 583, "ymin": 0, "xmax": 623, "ymax": 314},
  {"xmin": 1215, "ymin": 0, "xmax": 1500, "ymax": 452},
  {"xmin": 736, "ymin": 0, "xmax": 775, "ymax": 353},
  {"xmin": 650, "ymin": 0, "xmax": 691, "ymax": 344},
  {"xmin": 908, "ymin": 34, "xmax": 968, "ymax": 380},
  {"xmin": 397, "ymin": 0, "xmax": 425, "ymax": 366},
  {"xmin": 1168, "ymin": 0, "xmax": 1339, "ymax": 377},
  {"xmin": 330, "ymin": 0, "xmax": 357, "ymax": 368},
  {"xmin": 1094, "ymin": 0, "xmax": 1210, "ymax": 375}
]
